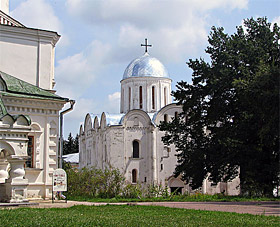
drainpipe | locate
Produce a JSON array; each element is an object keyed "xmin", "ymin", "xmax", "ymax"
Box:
[{"xmin": 59, "ymin": 100, "xmax": 75, "ymax": 169}]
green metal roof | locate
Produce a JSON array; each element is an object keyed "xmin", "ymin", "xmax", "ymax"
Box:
[
  {"xmin": 0, "ymin": 97, "xmax": 31, "ymax": 125},
  {"xmin": 0, "ymin": 97, "xmax": 8, "ymax": 117},
  {"xmin": 0, "ymin": 71, "xmax": 68, "ymax": 101}
]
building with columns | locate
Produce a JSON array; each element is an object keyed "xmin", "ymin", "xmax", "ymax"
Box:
[
  {"xmin": 79, "ymin": 40, "xmax": 240, "ymax": 195},
  {"xmin": 0, "ymin": 1, "xmax": 70, "ymax": 202}
]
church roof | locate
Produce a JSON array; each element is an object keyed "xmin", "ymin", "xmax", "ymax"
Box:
[
  {"xmin": 0, "ymin": 96, "xmax": 31, "ymax": 125},
  {"xmin": 0, "ymin": 97, "xmax": 8, "ymax": 117},
  {"xmin": 123, "ymin": 53, "xmax": 169, "ymax": 80},
  {"xmin": 90, "ymin": 113, "xmax": 125, "ymax": 126},
  {"xmin": 0, "ymin": 71, "xmax": 68, "ymax": 102},
  {"xmin": 90, "ymin": 111, "xmax": 157, "ymax": 127},
  {"xmin": 0, "ymin": 10, "xmax": 25, "ymax": 27}
]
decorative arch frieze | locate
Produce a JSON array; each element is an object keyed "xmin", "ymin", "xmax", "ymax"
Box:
[
  {"xmin": 100, "ymin": 112, "xmax": 107, "ymax": 130},
  {"xmin": 84, "ymin": 113, "xmax": 93, "ymax": 132}
]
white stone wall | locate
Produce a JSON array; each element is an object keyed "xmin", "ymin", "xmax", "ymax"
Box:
[
  {"xmin": 80, "ymin": 106, "xmax": 184, "ymax": 189},
  {"xmin": 0, "ymin": 0, "xmax": 9, "ymax": 15},
  {"xmin": 0, "ymin": 25, "xmax": 59, "ymax": 90}
]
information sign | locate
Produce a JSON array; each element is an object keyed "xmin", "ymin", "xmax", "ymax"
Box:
[{"xmin": 53, "ymin": 168, "xmax": 67, "ymax": 192}]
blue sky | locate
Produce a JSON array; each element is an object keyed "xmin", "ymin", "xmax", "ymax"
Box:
[{"xmin": 9, "ymin": 0, "xmax": 280, "ymax": 137}]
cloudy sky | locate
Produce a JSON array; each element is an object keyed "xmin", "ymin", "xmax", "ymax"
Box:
[{"xmin": 9, "ymin": 0, "xmax": 280, "ymax": 137}]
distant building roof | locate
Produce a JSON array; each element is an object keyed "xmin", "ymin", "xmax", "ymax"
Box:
[{"xmin": 62, "ymin": 153, "xmax": 79, "ymax": 163}]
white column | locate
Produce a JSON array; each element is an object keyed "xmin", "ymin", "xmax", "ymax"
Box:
[
  {"xmin": 151, "ymin": 129, "xmax": 157, "ymax": 183},
  {"xmin": 3, "ymin": 157, "xmax": 29, "ymax": 202},
  {"xmin": 0, "ymin": 160, "xmax": 9, "ymax": 183}
]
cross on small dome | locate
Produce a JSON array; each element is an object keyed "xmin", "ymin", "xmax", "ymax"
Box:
[{"xmin": 141, "ymin": 38, "xmax": 152, "ymax": 53}]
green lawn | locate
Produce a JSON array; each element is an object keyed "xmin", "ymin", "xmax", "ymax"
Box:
[{"xmin": 0, "ymin": 205, "xmax": 279, "ymax": 227}]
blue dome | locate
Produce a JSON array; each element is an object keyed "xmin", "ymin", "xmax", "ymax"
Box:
[{"xmin": 123, "ymin": 53, "xmax": 169, "ymax": 79}]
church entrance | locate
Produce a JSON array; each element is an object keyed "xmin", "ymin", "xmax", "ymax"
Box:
[
  {"xmin": 168, "ymin": 177, "xmax": 185, "ymax": 195},
  {"xmin": 170, "ymin": 187, "xmax": 183, "ymax": 195}
]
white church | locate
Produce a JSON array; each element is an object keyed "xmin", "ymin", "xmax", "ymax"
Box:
[
  {"xmin": 79, "ymin": 40, "xmax": 240, "ymax": 195},
  {"xmin": 0, "ymin": 1, "xmax": 71, "ymax": 202}
]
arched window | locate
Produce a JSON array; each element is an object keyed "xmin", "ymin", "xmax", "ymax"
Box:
[
  {"xmin": 175, "ymin": 111, "xmax": 178, "ymax": 119},
  {"xmin": 121, "ymin": 88, "xmax": 124, "ymax": 111},
  {"xmin": 164, "ymin": 87, "xmax": 167, "ymax": 106},
  {"xmin": 132, "ymin": 169, "xmax": 137, "ymax": 183},
  {"xmin": 164, "ymin": 114, "xmax": 168, "ymax": 123},
  {"xmin": 129, "ymin": 87, "xmax": 131, "ymax": 110},
  {"xmin": 26, "ymin": 136, "xmax": 34, "ymax": 168},
  {"xmin": 152, "ymin": 86, "xmax": 155, "ymax": 109},
  {"xmin": 132, "ymin": 140, "xmax": 139, "ymax": 158},
  {"xmin": 139, "ymin": 86, "xmax": 143, "ymax": 109}
]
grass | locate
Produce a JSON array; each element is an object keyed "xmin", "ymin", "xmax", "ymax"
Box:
[
  {"xmin": 0, "ymin": 205, "xmax": 279, "ymax": 227},
  {"xmin": 66, "ymin": 193, "xmax": 280, "ymax": 203}
]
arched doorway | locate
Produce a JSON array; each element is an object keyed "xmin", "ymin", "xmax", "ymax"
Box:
[{"xmin": 168, "ymin": 177, "xmax": 184, "ymax": 195}]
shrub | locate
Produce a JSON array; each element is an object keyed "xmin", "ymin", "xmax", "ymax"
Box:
[{"xmin": 66, "ymin": 166, "xmax": 125, "ymax": 198}]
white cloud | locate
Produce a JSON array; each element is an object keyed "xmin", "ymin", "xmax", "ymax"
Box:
[
  {"xmin": 11, "ymin": 0, "xmax": 61, "ymax": 31},
  {"xmin": 63, "ymin": 97, "xmax": 97, "ymax": 135},
  {"xmin": 107, "ymin": 92, "xmax": 121, "ymax": 113},
  {"xmin": 65, "ymin": 0, "xmax": 248, "ymax": 64},
  {"xmin": 66, "ymin": 0, "xmax": 248, "ymax": 27},
  {"xmin": 55, "ymin": 40, "xmax": 112, "ymax": 99},
  {"xmin": 55, "ymin": 53, "xmax": 90, "ymax": 98},
  {"xmin": 272, "ymin": 16, "xmax": 280, "ymax": 26},
  {"xmin": 10, "ymin": 0, "xmax": 69, "ymax": 47},
  {"xmin": 108, "ymin": 92, "xmax": 121, "ymax": 102}
]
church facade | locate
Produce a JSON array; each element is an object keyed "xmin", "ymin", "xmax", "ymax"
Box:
[
  {"xmin": 0, "ymin": 1, "xmax": 70, "ymax": 202},
  {"xmin": 79, "ymin": 42, "xmax": 240, "ymax": 195}
]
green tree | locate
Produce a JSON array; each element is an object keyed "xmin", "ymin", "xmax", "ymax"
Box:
[
  {"xmin": 63, "ymin": 133, "xmax": 79, "ymax": 155},
  {"xmin": 160, "ymin": 17, "xmax": 279, "ymax": 196}
]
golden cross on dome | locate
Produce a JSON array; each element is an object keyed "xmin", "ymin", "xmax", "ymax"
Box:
[{"xmin": 141, "ymin": 38, "xmax": 152, "ymax": 53}]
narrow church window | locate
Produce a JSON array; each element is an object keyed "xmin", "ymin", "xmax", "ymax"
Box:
[
  {"xmin": 164, "ymin": 87, "xmax": 167, "ymax": 106},
  {"xmin": 144, "ymin": 177, "xmax": 147, "ymax": 182},
  {"xmin": 121, "ymin": 88, "xmax": 124, "ymax": 111},
  {"xmin": 152, "ymin": 86, "xmax": 155, "ymax": 109},
  {"xmin": 164, "ymin": 114, "xmax": 168, "ymax": 122},
  {"xmin": 139, "ymin": 86, "xmax": 143, "ymax": 109},
  {"xmin": 175, "ymin": 111, "xmax": 178, "ymax": 119},
  {"xmin": 104, "ymin": 145, "xmax": 107, "ymax": 163},
  {"xmin": 161, "ymin": 164, "xmax": 163, "ymax": 171},
  {"xmin": 132, "ymin": 169, "xmax": 137, "ymax": 183},
  {"xmin": 132, "ymin": 140, "xmax": 139, "ymax": 158},
  {"xmin": 26, "ymin": 136, "xmax": 34, "ymax": 168},
  {"xmin": 129, "ymin": 87, "xmax": 131, "ymax": 110}
]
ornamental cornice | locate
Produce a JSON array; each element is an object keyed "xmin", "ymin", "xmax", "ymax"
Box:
[
  {"xmin": 0, "ymin": 24, "xmax": 60, "ymax": 46},
  {"xmin": 126, "ymin": 126, "xmax": 150, "ymax": 131},
  {"xmin": 121, "ymin": 77, "xmax": 172, "ymax": 85},
  {"xmin": 2, "ymin": 97, "xmax": 65, "ymax": 115}
]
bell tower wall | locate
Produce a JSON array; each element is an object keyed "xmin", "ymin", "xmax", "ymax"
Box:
[{"xmin": 120, "ymin": 77, "xmax": 172, "ymax": 113}]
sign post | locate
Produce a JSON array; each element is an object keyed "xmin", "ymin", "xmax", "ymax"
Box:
[{"xmin": 52, "ymin": 168, "xmax": 67, "ymax": 203}]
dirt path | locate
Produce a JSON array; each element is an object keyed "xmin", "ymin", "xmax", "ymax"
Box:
[
  {"xmin": 2, "ymin": 200, "xmax": 279, "ymax": 216},
  {"xmin": 136, "ymin": 201, "xmax": 280, "ymax": 216}
]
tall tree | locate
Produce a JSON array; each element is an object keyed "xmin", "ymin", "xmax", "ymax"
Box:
[
  {"xmin": 160, "ymin": 17, "xmax": 280, "ymax": 196},
  {"xmin": 63, "ymin": 133, "xmax": 79, "ymax": 155}
]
